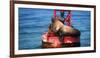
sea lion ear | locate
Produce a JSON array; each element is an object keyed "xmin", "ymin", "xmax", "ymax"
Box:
[{"xmin": 51, "ymin": 16, "xmax": 55, "ymax": 23}]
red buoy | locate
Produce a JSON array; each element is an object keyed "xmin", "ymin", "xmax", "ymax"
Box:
[{"xmin": 42, "ymin": 10, "xmax": 80, "ymax": 48}]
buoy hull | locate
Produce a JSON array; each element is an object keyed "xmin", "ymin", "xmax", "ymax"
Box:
[{"xmin": 42, "ymin": 32, "xmax": 80, "ymax": 48}]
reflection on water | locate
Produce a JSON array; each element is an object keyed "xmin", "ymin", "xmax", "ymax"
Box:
[{"xmin": 19, "ymin": 8, "xmax": 91, "ymax": 50}]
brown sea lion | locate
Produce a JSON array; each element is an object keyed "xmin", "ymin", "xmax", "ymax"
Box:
[{"xmin": 49, "ymin": 16, "xmax": 80, "ymax": 40}]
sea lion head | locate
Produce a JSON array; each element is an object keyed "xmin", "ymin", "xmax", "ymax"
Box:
[{"xmin": 50, "ymin": 16, "xmax": 64, "ymax": 33}]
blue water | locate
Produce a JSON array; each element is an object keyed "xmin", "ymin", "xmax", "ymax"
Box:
[{"xmin": 18, "ymin": 8, "xmax": 91, "ymax": 50}]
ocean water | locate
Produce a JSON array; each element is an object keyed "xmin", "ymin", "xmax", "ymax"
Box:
[{"xmin": 19, "ymin": 8, "xmax": 91, "ymax": 50}]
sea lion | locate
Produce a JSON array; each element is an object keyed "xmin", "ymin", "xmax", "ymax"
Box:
[{"xmin": 49, "ymin": 16, "xmax": 80, "ymax": 42}]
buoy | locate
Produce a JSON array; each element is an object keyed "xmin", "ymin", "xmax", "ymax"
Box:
[{"xmin": 42, "ymin": 10, "xmax": 80, "ymax": 48}]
